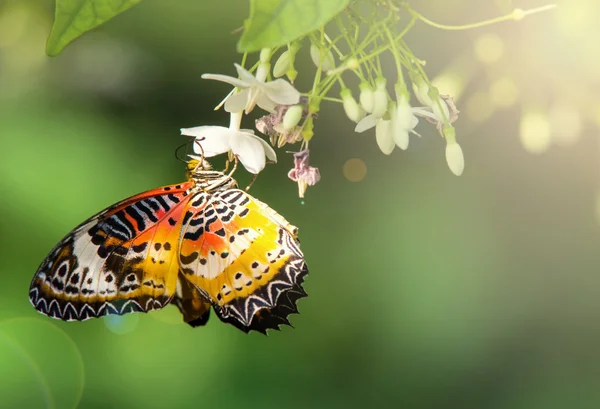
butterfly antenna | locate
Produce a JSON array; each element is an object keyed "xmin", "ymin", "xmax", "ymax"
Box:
[{"xmin": 175, "ymin": 140, "xmax": 194, "ymax": 164}]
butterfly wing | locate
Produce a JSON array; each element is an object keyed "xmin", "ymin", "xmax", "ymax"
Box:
[
  {"xmin": 178, "ymin": 189, "xmax": 308, "ymax": 333},
  {"xmin": 29, "ymin": 182, "xmax": 194, "ymax": 321}
]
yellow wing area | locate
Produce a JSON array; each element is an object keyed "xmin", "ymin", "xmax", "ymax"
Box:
[
  {"xmin": 178, "ymin": 189, "xmax": 308, "ymax": 332},
  {"xmin": 29, "ymin": 183, "xmax": 193, "ymax": 321}
]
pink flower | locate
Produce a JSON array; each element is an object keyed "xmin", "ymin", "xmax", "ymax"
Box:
[{"xmin": 287, "ymin": 149, "xmax": 320, "ymax": 198}]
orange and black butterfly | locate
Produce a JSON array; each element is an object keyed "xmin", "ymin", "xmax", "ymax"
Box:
[{"xmin": 29, "ymin": 160, "xmax": 308, "ymax": 333}]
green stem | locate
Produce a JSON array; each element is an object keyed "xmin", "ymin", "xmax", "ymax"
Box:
[{"xmin": 403, "ymin": 3, "xmax": 557, "ymax": 31}]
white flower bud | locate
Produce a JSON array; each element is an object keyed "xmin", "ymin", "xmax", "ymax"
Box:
[
  {"xmin": 375, "ymin": 119, "xmax": 394, "ymax": 155},
  {"xmin": 428, "ymin": 87, "xmax": 450, "ymax": 123},
  {"xmin": 310, "ymin": 44, "xmax": 335, "ymax": 71},
  {"xmin": 411, "ymin": 74, "xmax": 433, "ymax": 107},
  {"xmin": 341, "ymin": 88, "xmax": 365, "ymax": 123},
  {"xmin": 283, "ymin": 104, "xmax": 304, "ymax": 130},
  {"xmin": 371, "ymin": 78, "xmax": 388, "ymax": 118},
  {"xmin": 445, "ymin": 142, "xmax": 464, "ymax": 176},
  {"xmin": 260, "ymin": 48, "xmax": 271, "ymax": 64},
  {"xmin": 359, "ymin": 82, "xmax": 374, "ymax": 113},
  {"xmin": 390, "ymin": 102, "xmax": 409, "ymax": 150},
  {"xmin": 273, "ymin": 50, "xmax": 291, "ymax": 78}
]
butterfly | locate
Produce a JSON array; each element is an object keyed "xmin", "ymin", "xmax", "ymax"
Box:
[{"xmin": 29, "ymin": 159, "xmax": 308, "ymax": 333}]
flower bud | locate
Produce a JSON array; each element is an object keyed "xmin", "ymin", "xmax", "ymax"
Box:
[
  {"xmin": 310, "ymin": 44, "xmax": 335, "ymax": 71},
  {"xmin": 428, "ymin": 86, "xmax": 450, "ymax": 123},
  {"xmin": 375, "ymin": 119, "xmax": 394, "ymax": 155},
  {"xmin": 341, "ymin": 88, "xmax": 365, "ymax": 123},
  {"xmin": 273, "ymin": 50, "xmax": 291, "ymax": 78},
  {"xmin": 371, "ymin": 77, "xmax": 388, "ymax": 118},
  {"xmin": 390, "ymin": 102, "xmax": 409, "ymax": 150},
  {"xmin": 445, "ymin": 142, "xmax": 464, "ymax": 176},
  {"xmin": 411, "ymin": 73, "xmax": 433, "ymax": 107},
  {"xmin": 259, "ymin": 48, "xmax": 271, "ymax": 64},
  {"xmin": 283, "ymin": 104, "xmax": 304, "ymax": 130},
  {"xmin": 359, "ymin": 82, "xmax": 374, "ymax": 113}
]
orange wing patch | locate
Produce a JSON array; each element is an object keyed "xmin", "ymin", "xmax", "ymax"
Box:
[
  {"xmin": 178, "ymin": 189, "xmax": 308, "ymax": 333},
  {"xmin": 29, "ymin": 183, "xmax": 193, "ymax": 320}
]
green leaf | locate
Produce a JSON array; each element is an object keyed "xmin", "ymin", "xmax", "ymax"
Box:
[
  {"xmin": 238, "ymin": 0, "xmax": 350, "ymax": 53},
  {"xmin": 46, "ymin": 0, "xmax": 144, "ymax": 57}
]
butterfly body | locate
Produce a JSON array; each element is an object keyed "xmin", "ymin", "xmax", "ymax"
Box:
[{"xmin": 29, "ymin": 161, "xmax": 308, "ymax": 333}]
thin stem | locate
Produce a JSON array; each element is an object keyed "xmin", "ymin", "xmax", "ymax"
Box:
[{"xmin": 403, "ymin": 3, "xmax": 557, "ymax": 31}]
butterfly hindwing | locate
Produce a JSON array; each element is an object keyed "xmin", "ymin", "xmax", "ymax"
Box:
[
  {"xmin": 29, "ymin": 182, "xmax": 194, "ymax": 321},
  {"xmin": 178, "ymin": 189, "xmax": 308, "ymax": 333}
]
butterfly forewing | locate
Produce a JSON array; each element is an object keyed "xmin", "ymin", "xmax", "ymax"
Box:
[{"xmin": 29, "ymin": 182, "xmax": 194, "ymax": 321}]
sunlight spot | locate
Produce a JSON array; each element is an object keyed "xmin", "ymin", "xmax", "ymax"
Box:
[
  {"xmin": 343, "ymin": 158, "xmax": 367, "ymax": 182},
  {"xmin": 104, "ymin": 313, "xmax": 139, "ymax": 335},
  {"xmin": 432, "ymin": 71, "xmax": 466, "ymax": 101},
  {"xmin": 474, "ymin": 34, "xmax": 504, "ymax": 64},
  {"xmin": 520, "ymin": 110, "xmax": 552, "ymax": 154}
]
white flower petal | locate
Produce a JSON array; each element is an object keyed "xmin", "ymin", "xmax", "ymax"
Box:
[
  {"xmin": 180, "ymin": 126, "xmax": 232, "ymax": 157},
  {"xmin": 224, "ymin": 89, "xmax": 249, "ymax": 113},
  {"xmin": 254, "ymin": 135, "xmax": 277, "ymax": 163},
  {"xmin": 391, "ymin": 108, "xmax": 409, "ymax": 150},
  {"xmin": 355, "ymin": 114, "xmax": 378, "ymax": 133},
  {"xmin": 256, "ymin": 93, "xmax": 277, "ymax": 113},
  {"xmin": 230, "ymin": 131, "xmax": 267, "ymax": 174},
  {"xmin": 234, "ymin": 64, "xmax": 260, "ymax": 86},
  {"xmin": 412, "ymin": 107, "xmax": 438, "ymax": 122},
  {"xmin": 262, "ymin": 79, "xmax": 301, "ymax": 105},
  {"xmin": 201, "ymin": 73, "xmax": 249, "ymax": 89},
  {"xmin": 376, "ymin": 119, "xmax": 395, "ymax": 155}
]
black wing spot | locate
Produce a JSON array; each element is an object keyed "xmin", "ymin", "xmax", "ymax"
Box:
[{"xmin": 132, "ymin": 243, "xmax": 148, "ymax": 253}]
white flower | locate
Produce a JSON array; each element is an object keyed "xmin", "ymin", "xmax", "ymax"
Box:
[
  {"xmin": 391, "ymin": 98, "xmax": 418, "ymax": 150},
  {"xmin": 445, "ymin": 142, "xmax": 465, "ymax": 176},
  {"xmin": 202, "ymin": 63, "xmax": 300, "ymax": 114},
  {"xmin": 356, "ymin": 99, "xmax": 418, "ymax": 154},
  {"xmin": 181, "ymin": 112, "xmax": 277, "ymax": 174}
]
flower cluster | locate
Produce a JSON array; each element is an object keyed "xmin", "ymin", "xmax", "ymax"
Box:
[{"xmin": 180, "ymin": 2, "xmax": 552, "ymax": 196}]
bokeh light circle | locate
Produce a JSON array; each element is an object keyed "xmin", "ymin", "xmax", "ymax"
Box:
[
  {"xmin": 474, "ymin": 33, "xmax": 504, "ymax": 64},
  {"xmin": 0, "ymin": 318, "xmax": 85, "ymax": 409},
  {"xmin": 520, "ymin": 110, "xmax": 552, "ymax": 154},
  {"xmin": 343, "ymin": 158, "xmax": 367, "ymax": 182},
  {"xmin": 103, "ymin": 313, "xmax": 140, "ymax": 335}
]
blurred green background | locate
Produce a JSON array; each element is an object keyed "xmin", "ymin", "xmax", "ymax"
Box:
[{"xmin": 1, "ymin": 0, "xmax": 599, "ymax": 408}]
